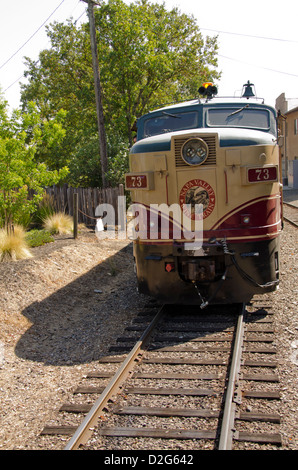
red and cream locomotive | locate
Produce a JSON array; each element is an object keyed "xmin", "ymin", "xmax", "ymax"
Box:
[{"xmin": 125, "ymin": 82, "xmax": 282, "ymax": 307}]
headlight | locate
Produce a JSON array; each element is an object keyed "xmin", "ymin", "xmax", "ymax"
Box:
[{"xmin": 181, "ymin": 138, "xmax": 209, "ymax": 166}]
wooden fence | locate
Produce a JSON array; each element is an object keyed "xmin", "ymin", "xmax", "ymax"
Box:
[{"xmin": 45, "ymin": 184, "xmax": 123, "ymax": 226}]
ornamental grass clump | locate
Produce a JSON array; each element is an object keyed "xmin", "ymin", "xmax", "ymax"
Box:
[
  {"xmin": 43, "ymin": 212, "xmax": 73, "ymax": 235},
  {"xmin": 0, "ymin": 225, "xmax": 32, "ymax": 261}
]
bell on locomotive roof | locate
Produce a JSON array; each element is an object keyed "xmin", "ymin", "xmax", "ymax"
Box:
[{"xmin": 242, "ymin": 80, "xmax": 255, "ymax": 99}]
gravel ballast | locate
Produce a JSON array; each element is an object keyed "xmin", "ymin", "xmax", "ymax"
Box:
[{"xmin": 0, "ymin": 223, "xmax": 297, "ymax": 450}]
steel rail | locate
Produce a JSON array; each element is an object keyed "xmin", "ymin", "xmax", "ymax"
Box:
[
  {"xmin": 283, "ymin": 202, "xmax": 298, "ymax": 228},
  {"xmin": 64, "ymin": 305, "xmax": 165, "ymax": 450},
  {"xmin": 283, "ymin": 217, "xmax": 298, "ymax": 228},
  {"xmin": 283, "ymin": 201, "xmax": 298, "ymax": 209},
  {"xmin": 218, "ymin": 303, "xmax": 245, "ymax": 450}
]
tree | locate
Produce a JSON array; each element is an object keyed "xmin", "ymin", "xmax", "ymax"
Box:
[
  {"xmin": 95, "ymin": 0, "xmax": 220, "ymax": 144},
  {"xmin": 21, "ymin": 20, "xmax": 100, "ymax": 186},
  {"xmin": 21, "ymin": 0, "xmax": 220, "ymax": 187},
  {"xmin": 0, "ymin": 97, "xmax": 68, "ymax": 232}
]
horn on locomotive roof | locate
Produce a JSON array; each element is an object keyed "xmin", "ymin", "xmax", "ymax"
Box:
[{"xmin": 242, "ymin": 80, "xmax": 256, "ymax": 99}]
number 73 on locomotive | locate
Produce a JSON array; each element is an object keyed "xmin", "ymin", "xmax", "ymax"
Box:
[{"xmin": 125, "ymin": 82, "xmax": 283, "ymax": 308}]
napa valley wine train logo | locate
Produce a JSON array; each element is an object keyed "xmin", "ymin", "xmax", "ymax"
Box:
[{"xmin": 179, "ymin": 179, "xmax": 216, "ymax": 220}]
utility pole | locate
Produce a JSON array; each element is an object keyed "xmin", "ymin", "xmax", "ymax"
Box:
[{"xmin": 81, "ymin": 0, "xmax": 108, "ymax": 188}]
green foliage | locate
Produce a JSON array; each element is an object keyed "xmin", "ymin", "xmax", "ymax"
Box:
[
  {"xmin": 95, "ymin": 0, "xmax": 219, "ymax": 140},
  {"xmin": 0, "ymin": 98, "xmax": 69, "ymax": 231},
  {"xmin": 25, "ymin": 229, "xmax": 54, "ymax": 247},
  {"xmin": 32, "ymin": 192, "xmax": 56, "ymax": 228},
  {"xmin": 106, "ymin": 129, "xmax": 130, "ymax": 186},
  {"xmin": 20, "ymin": 0, "xmax": 220, "ymax": 188}
]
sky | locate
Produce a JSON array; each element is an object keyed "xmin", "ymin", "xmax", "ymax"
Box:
[{"xmin": 1, "ymin": 0, "xmax": 298, "ymax": 112}]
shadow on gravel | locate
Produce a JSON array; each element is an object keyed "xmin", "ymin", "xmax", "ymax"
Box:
[
  {"xmin": 15, "ymin": 237, "xmax": 270, "ymax": 366},
  {"xmin": 14, "ymin": 243, "xmax": 148, "ymax": 366},
  {"xmin": 144, "ymin": 301, "xmax": 269, "ymax": 352},
  {"xmin": 106, "ymin": 300, "xmax": 270, "ymax": 362}
]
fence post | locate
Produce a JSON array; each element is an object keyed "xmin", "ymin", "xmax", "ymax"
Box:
[{"xmin": 73, "ymin": 193, "xmax": 78, "ymax": 239}]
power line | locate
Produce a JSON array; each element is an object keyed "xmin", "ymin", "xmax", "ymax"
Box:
[
  {"xmin": 74, "ymin": 11, "xmax": 86, "ymax": 24},
  {"xmin": 4, "ymin": 73, "xmax": 27, "ymax": 93},
  {"xmin": 0, "ymin": 0, "xmax": 66, "ymax": 71},
  {"xmin": 3, "ymin": 9, "xmax": 87, "ymax": 93},
  {"xmin": 201, "ymin": 27, "xmax": 298, "ymax": 44},
  {"xmin": 219, "ymin": 54, "xmax": 298, "ymax": 78},
  {"xmin": 5, "ymin": 8, "xmax": 298, "ymax": 97}
]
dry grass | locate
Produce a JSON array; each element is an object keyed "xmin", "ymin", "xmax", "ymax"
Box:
[
  {"xmin": 0, "ymin": 226, "xmax": 33, "ymax": 261},
  {"xmin": 42, "ymin": 212, "xmax": 73, "ymax": 235}
]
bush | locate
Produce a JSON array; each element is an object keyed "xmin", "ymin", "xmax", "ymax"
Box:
[
  {"xmin": 0, "ymin": 225, "xmax": 32, "ymax": 261},
  {"xmin": 0, "ymin": 100, "xmax": 68, "ymax": 234},
  {"xmin": 43, "ymin": 212, "xmax": 73, "ymax": 234},
  {"xmin": 25, "ymin": 229, "xmax": 55, "ymax": 247},
  {"xmin": 32, "ymin": 193, "xmax": 56, "ymax": 228}
]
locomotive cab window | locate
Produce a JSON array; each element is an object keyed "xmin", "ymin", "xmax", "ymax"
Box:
[
  {"xmin": 206, "ymin": 107, "xmax": 271, "ymax": 131},
  {"xmin": 143, "ymin": 111, "xmax": 198, "ymax": 138}
]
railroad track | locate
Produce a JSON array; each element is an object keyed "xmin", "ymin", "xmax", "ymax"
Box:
[
  {"xmin": 283, "ymin": 201, "xmax": 298, "ymax": 227},
  {"xmin": 41, "ymin": 299, "xmax": 282, "ymax": 451}
]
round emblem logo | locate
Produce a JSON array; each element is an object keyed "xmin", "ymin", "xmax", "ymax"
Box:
[{"xmin": 179, "ymin": 179, "xmax": 216, "ymax": 220}]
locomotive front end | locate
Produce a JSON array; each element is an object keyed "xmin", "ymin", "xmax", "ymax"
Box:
[{"xmin": 125, "ymin": 83, "xmax": 282, "ymax": 306}]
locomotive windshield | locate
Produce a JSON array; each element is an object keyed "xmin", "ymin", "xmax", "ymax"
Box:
[
  {"xmin": 143, "ymin": 111, "xmax": 198, "ymax": 137},
  {"xmin": 207, "ymin": 107, "xmax": 271, "ymax": 130},
  {"xmin": 138, "ymin": 99, "xmax": 277, "ymax": 141}
]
